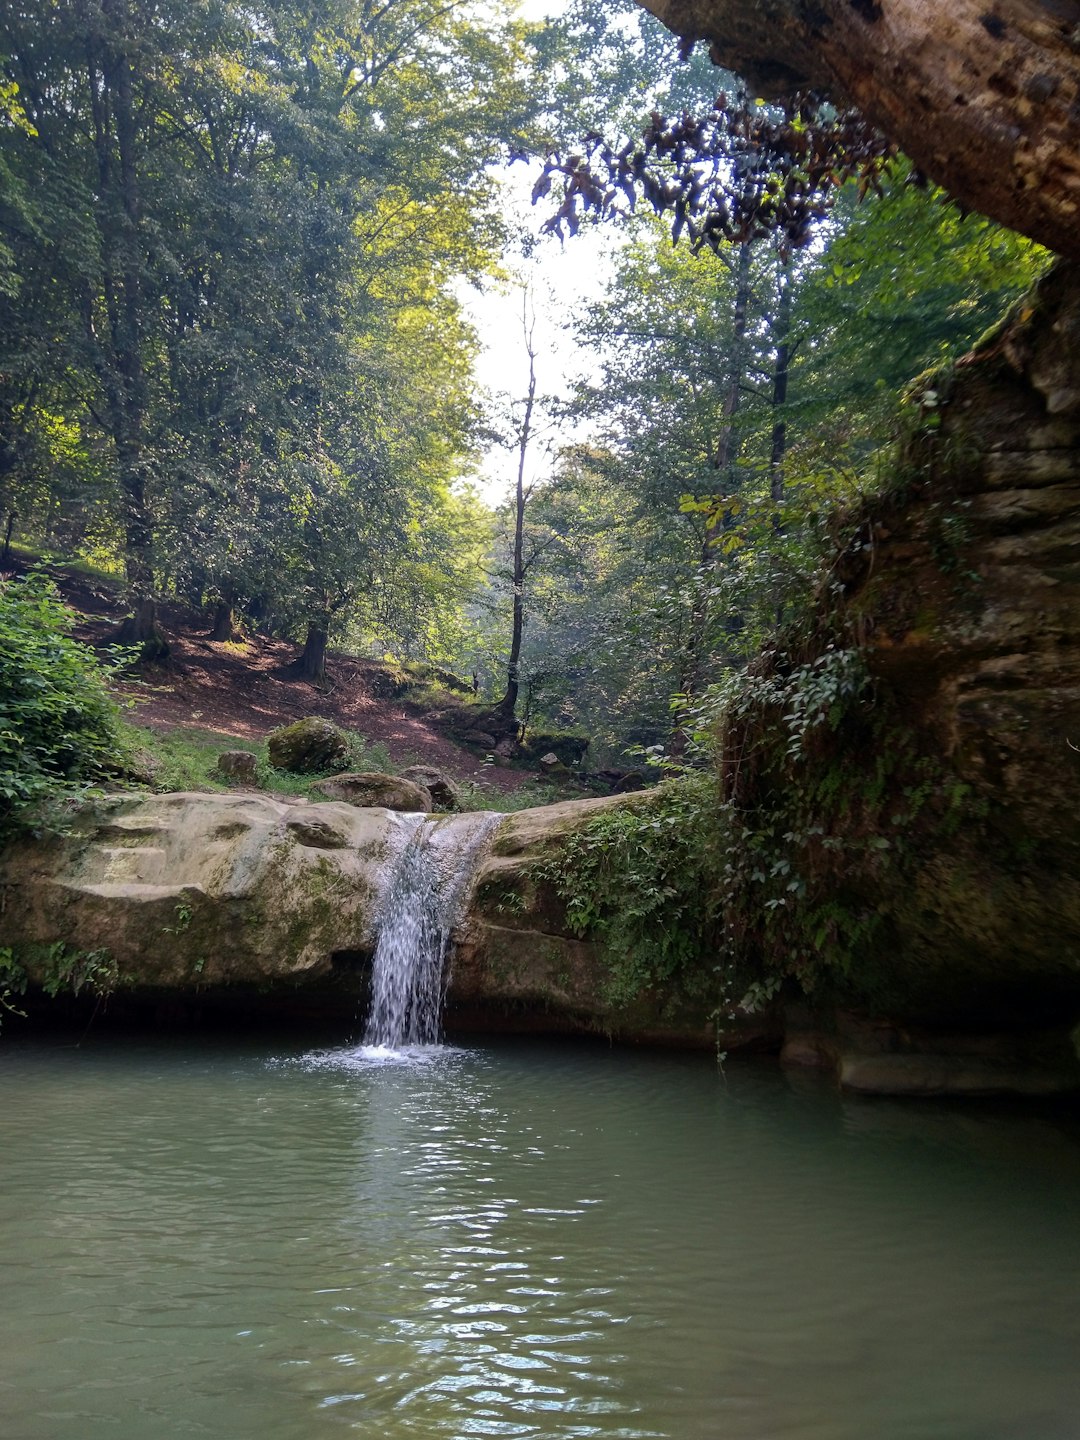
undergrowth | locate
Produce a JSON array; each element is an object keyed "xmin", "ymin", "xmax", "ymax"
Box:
[
  {"xmin": 535, "ymin": 773, "xmax": 723, "ymax": 1012},
  {"xmin": 0, "ymin": 570, "xmax": 131, "ymax": 838},
  {"xmin": 0, "ymin": 941, "xmax": 118, "ymax": 1031},
  {"xmin": 533, "ymin": 626, "xmax": 987, "ymax": 1024}
]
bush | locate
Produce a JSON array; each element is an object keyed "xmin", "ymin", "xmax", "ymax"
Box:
[
  {"xmin": 536, "ymin": 774, "xmax": 722, "ymax": 1010},
  {"xmin": 0, "ymin": 571, "xmax": 126, "ymax": 833}
]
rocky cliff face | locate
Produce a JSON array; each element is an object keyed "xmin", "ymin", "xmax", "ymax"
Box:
[
  {"xmin": 725, "ymin": 262, "xmax": 1080, "ymax": 1074},
  {"xmin": 837, "ymin": 262, "xmax": 1079, "ymax": 1014}
]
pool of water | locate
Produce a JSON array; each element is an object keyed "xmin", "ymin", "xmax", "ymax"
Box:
[{"xmin": 2, "ymin": 1035, "xmax": 1079, "ymax": 1440}]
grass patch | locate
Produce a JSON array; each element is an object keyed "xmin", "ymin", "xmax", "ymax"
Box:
[
  {"xmin": 455, "ymin": 779, "xmax": 568, "ymax": 813},
  {"xmin": 120, "ymin": 722, "xmax": 393, "ymax": 797}
]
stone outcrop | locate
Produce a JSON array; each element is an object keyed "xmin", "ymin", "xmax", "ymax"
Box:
[
  {"xmin": 451, "ymin": 795, "xmax": 771, "ymax": 1052},
  {"xmin": 634, "ymin": 0, "xmax": 1080, "ymax": 262},
  {"xmin": 723, "ymin": 263, "xmax": 1080, "ymax": 1081},
  {"xmin": 0, "ymin": 792, "xmax": 401, "ymax": 993},
  {"xmin": 0, "ymin": 789, "xmax": 738, "ymax": 1048},
  {"xmin": 780, "ymin": 1010, "xmax": 1080, "ymax": 1098},
  {"xmin": 838, "ymin": 265, "xmax": 1080, "ymax": 1017}
]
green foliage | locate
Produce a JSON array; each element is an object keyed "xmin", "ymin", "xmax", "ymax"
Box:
[
  {"xmin": 0, "ymin": 572, "xmax": 127, "ymax": 832},
  {"xmin": 163, "ymin": 900, "xmax": 193, "ymax": 936},
  {"xmin": 455, "ymin": 780, "xmax": 562, "ymax": 813},
  {"xmin": 0, "ymin": 0, "xmax": 536, "ymax": 652},
  {"xmin": 0, "ymin": 947, "xmax": 28, "ymax": 1026},
  {"xmin": 37, "ymin": 942, "xmax": 118, "ymax": 1001},
  {"xmin": 529, "ymin": 593, "xmax": 992, "ymax": 1024},
  {"xmin": 536, "ymin": 777, "xmax": 721, "ymax": 1010},
  {"xmin": 0, "ymin": 940, "xmax": 117, "ymax": 1013},
  {"xmin": 792, "ymin": 168, "xmax": 1048, "ymax": 456},
  {"xmin": 714, "ymin": 635, "xmax": 988, "ymax": 1002}
]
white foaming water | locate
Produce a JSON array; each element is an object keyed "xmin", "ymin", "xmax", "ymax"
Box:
[{"xmin": 363, "ymin": 811, "xmax": 503, "ymax": 1050}]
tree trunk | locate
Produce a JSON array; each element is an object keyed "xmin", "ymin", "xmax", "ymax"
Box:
[
  {"xmin": 1, "ymin": 511, "xmax": 16, "ymax": 567},
  {"xmin": 90, "ymin": 21, "xmax": 167, "ymax": 661},
  {"xmin": 210, "ymin": 598, "xmax": 235, "ymax": 642},
  {"xmin": 674, "ymin": 238, "xmax": 754, "ymax": 754},
  {"xmin": 769, "ymin": 251, "xmax": 792, "ymax": 506},
  {"xmin": 116, "ymin": 593, "xmax": 169, "ymax": 660},
  {"xmin": 701, "ymin": 239, "xmax": 753, "ymax": 566},
  {"xmin": 493, "ymin": 326, "xmax": 538, "ymax": 732},
  {"xmin": 298, "ymin": 618, "xmax": 329, "ymax": 686},
  {"xmin": 636, "ymin": 0, "xmax": 1080, "ymax": 260}
]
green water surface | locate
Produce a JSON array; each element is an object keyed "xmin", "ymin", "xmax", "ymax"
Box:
[{"xmin": 2, "ymin": 1037, "xmax": 1078, "ymax": 1440}]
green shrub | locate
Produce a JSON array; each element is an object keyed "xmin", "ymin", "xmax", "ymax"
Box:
[
  {"xmin": 0, "ymin": 571, "xmax": 126, "ymax": 833},
  {"xmin": 536, "ymin": 775, "xmax": 722, "ymax": 1010}
]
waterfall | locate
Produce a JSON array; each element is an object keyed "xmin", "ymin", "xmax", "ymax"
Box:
[{"xmin": 363, "ymin": 811, "xmax": 502, "ymax": 1049}]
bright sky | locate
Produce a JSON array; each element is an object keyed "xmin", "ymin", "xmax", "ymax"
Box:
[
  {"xmin": 457, "ymin": 161, "xmax": 619, "ymax": 501},
  {"xmin": 454, "ymin": 0, "xmax": 629, "ymax": 502}
]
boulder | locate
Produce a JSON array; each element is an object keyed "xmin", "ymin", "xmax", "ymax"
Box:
[
  {"xmin": 460, "ymin": 730, "xmax": 497, "ymax": 750},
  {"xmin": 400, "ymin": 765, "xmax": 460, "ymax": 811},
  {"xmin": 311, "ymin": 771, "xmax": 431, "ymax": 812},
  {"xmin": 215, "ymin": 750, "xmax": 258, "ymax": 785},
  {"xmin": 266, "ymin": 717, "xmax": 350, "ymax": 773}
]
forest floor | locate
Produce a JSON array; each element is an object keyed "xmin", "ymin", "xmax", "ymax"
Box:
[{"xmin": 14, "ymin": 555, "xmax": 535, "ymax": 796}]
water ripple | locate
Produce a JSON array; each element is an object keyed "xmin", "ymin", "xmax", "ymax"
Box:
[{"xmin": 2, "ymin": 1040, "xmax": 1079, "ymax": 1440}]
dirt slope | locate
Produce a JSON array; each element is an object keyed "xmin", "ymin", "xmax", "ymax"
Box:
[{"xmin": 11, "ymin": 558, "xmax": 530, "ymax": 793}]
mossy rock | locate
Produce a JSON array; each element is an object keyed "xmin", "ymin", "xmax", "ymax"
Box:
[
  {"xmin": 267, "ymin": 717, "xmax": 350, "ymax": 774},
  {"xmin": 366, "ymin": 664, "xmax": 412, "ymax": 700},
  {"xmin": 216, "ymin": 750, "xmax": 258, "ymax": 784}
]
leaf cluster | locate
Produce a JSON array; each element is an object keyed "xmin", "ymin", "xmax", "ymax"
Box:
[{"xmin": 536, "ymin": 92, "xmax": 895, "ymax": 251}]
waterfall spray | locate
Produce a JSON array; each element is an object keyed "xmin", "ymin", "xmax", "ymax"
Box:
[{"xmin": 363, "ymin": 812, "xmax": 502, "ymax": 1049}]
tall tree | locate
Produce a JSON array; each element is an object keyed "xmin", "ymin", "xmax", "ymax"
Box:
[{"xmin": 492, "ymin": 309, "xmax": 540, "ymax": 732}]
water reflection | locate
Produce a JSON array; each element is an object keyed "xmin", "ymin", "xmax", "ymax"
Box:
[
  {"xmin": 294, "ymin": 1042, "xmax": 648, "ymax": 1437},
  {"xmin": 1, "ymin": 1039, "xmax": 1079, "ymax": 1440}
]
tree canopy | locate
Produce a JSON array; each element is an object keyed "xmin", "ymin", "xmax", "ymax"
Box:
[{"xmin": 0, "ymin": 0, "xmax": 1058, "ymax": 763}]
